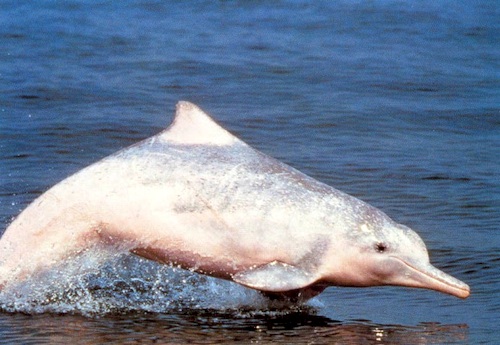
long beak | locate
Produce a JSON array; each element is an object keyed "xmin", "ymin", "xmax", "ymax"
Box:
[{"xmin": 390, "ymin": 256, "xmax": 470, "ymax": 299}]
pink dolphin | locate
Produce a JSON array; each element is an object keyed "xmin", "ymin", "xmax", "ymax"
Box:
[{"xmin": 0, "ymin": 101, "xmax": 470, "ymax": 301}]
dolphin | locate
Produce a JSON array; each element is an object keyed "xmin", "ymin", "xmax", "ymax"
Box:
[{"xmin": 0, "ymin": 101, "xmax": 470, "ymax": 301}]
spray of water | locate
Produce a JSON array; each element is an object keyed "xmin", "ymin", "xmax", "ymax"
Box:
[{"xmin": 0, "ymin": 246, "xmax": 319, "ymax": 316}]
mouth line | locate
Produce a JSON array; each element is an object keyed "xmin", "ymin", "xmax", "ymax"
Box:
[{"xmin": 390, "ymin": 256, "xmax": 470, "ymax": 298}]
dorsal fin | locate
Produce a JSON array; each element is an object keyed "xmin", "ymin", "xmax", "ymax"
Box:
[{"xmin": 160, "ymin": 101, "xmax": 239, "ymax": 146}]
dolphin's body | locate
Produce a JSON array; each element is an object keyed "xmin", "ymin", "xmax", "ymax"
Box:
[{"xmin": 0, "ymin": 101, "xmax": 469, "ymax": 301}]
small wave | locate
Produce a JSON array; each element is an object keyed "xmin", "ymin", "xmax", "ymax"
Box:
[{"xmin": 0, "ymin": 246, "xmax": 288, "ymax": 317}]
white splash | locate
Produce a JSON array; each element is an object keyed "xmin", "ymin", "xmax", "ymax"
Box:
[{"xmin": 0, "ymin": 245, "xmax": 271, "ymax": 316}]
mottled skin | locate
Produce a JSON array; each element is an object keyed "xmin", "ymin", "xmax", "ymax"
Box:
[{"xmin": 0, "ymin": 101, "xmax": 470, "ymax": 301}]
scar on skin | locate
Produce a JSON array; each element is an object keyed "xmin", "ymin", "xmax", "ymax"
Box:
[{"xmin": 360, "ymin": 223, "xmax": 370, "ymax": 232}]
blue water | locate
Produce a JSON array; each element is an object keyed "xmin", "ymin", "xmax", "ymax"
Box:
[{"xmin": 0, "ymin": 0, "xmax": 498, "ymax": 343}]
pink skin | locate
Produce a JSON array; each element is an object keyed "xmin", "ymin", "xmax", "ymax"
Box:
[{"xmin": 0, "ymin": 101, "xmax": 470, "ymax": 301}]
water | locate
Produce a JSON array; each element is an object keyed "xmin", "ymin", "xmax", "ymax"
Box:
[{"xmin": 0, "ymin": 0, "xmax": 498, "ymax": 343}]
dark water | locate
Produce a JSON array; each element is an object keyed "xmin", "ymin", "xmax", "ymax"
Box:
[{"xmin": 0, "ymin": 0, "xmax": 498, "ymax": 343}]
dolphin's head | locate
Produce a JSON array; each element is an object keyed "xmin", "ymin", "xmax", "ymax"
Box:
[{"xmin": 323, "ymin": 204, "xmax": 470, "ymax": 299}]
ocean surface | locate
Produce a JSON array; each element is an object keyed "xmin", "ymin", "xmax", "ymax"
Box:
[{"xmin": 0, "ymin": 1, "xmax": 498, "ymax": 344}]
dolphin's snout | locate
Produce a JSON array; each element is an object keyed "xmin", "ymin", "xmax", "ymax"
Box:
[{"xmin": 390, "ymin": 256, "xmax": 470, "ymax": 299}]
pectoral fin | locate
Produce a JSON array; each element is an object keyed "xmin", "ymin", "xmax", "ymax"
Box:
[{"xmin": 232, "ymin": 261, "xmax": 317, "ymax": 292}]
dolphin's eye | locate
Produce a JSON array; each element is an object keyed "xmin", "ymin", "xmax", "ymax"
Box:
[{"xmin": 375, "ymin": 242, "xmax": 388, "ymax": 253}]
